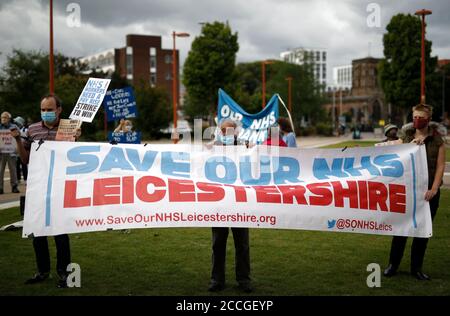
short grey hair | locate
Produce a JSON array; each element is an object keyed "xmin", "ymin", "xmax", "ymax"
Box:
[{"xmin": 1, "ymin": 112, "xmax": 11, "ymax": 119}]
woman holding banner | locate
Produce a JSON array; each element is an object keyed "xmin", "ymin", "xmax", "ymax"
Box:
[
  {"xmin": 208, "ymin": 118, "xmax": 252, "ymax": 293},
  {"xmin": 384, "ymin": 103, "xmax": 446, "ymax": 280}
]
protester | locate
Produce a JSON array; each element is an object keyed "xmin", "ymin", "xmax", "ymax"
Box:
[
  {"xmin": 11, "ymin": 94, "xmax": 80, "ymax": 288},
  {"xmin": 277, "ymin": 117, "xmax": 297, "ymax": 147},
  {"xmin": 383, "ymin": 103, "xmax": 446, "ymax": 281},
  {"xmin": 208, "ymin": 118, "xmax": 252, "ymax": 293},
  {"xmin": 263, "ymin": 124, "xmax": 288, "ymax": 147},
  {"xmin": 13, "ymin": 116, "xmax": 28, "ymax": 183},
  {"xmin": 114, "ymin": 118, "xmax": 133, "ymax": 133},
  {"xmin": 0, "ymin": 111, "xmax": 19, "ymax": 194},
  {"xmin": 383, "ymin": 123, "xmax": 399, "ymax": 142}
]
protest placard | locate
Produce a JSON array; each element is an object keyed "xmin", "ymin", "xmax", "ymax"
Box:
[
  {"xmin": 0, "ymin": 130, "xmax": 17, "ymax": 154},
  {"xmin": 69, "ymin": 77, "xmax": 111, "ymax": 122},
  {"xmin": 103, "ymin": 87, "xmax": 137, "ymax": 122},
  {"xmin": 55, "ymin": 119, "xmax": 82, "ymax": 141},
  {"xmin": 108, "ymin": 131, "xmax": 141, "ymax": 144}
]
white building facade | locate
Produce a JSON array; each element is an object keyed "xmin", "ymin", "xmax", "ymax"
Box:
[
  {"xmin": 332, "ymin": 65, "xmax": 353, "ymax": 90},
  {"xmin": 79, "ymin": 48, "xmax": 116, "ymax": 74},
  {"xmin": 280, "ymin": 47, "xmax": 327, "ymax": 86}
]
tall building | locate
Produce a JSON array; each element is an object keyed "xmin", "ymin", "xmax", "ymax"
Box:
[
  {"xmin": 79, "ymin": 34, "xmax": 179, "ymax": 103},
  {"xmin": 280, "ymin": 47, "xmax": 327, "ymax": 86},
  {"xmin": 332, "ymin": 65, "xmax": 352, "ymax": 89}
]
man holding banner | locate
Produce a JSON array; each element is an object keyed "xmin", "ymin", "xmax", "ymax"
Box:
[
  {"xmin": 11, "ymin": 94, "xmax": 79, "ymax": 288},
  {"xmin": 209, "ymin": 118, "xmax": 252, "ymax": 293}
]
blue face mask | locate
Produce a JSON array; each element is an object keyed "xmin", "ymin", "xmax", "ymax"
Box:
[
  {"xmin": 41, "ymin": 111, "xmax": 57, "ymax": 123},
  {"xmin": 219, "ymin": 134, "xmax": 235, "ymax": 145}
]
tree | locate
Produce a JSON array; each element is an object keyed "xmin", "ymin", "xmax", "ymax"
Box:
[
  {"xmin": 0, "ymin": 49, "xmax": 88, "ymax": 121},
  {"xmin": 133, "ymin": 81, "xmax": 171, "ymax": 138},
  {"xmin": 182, "ymin": 21, "xmax": 239, "ymax": 120},
  {"xmin": 379, "ymin": 13, "xmax": 438, "ymax": 124},
  {"xmin": 0, "ymin": 49, "xmax": 48, "ymax": 120}
]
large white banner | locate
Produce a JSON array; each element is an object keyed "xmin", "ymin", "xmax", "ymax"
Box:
[{"xmin": 23, "ymin": 141, "xmax": 432, "ymax": 238}]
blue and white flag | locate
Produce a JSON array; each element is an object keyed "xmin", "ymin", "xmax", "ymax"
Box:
[{"xmin": 217, "ymin": 89, "xmax": 278, "ymax": 144}]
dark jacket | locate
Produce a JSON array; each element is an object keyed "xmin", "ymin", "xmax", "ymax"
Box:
[{"xmin": 399, "ymin": 122, "xmax": 445, "ymax": 189}]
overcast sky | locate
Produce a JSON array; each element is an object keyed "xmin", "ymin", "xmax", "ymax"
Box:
[{"xmin": 1, "ymin": 0, "xmax": 449, "ymax": 86}]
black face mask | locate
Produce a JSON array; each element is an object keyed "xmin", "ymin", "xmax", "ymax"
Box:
[{"xmin": 387, "ymin": 130, "xmax": 398, "ymax": 139}]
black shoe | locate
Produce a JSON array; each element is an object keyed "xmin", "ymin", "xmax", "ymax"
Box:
[
  {"xmin": 411, "ymin": 271, "xmax": 430, "ymax": 281},
  {"xmin": 57, "ymin": 272, "xmax": 69, "ymax": 288},
  {"xmin": 12, "ymin": 186, "xmax": 20, "ymax": 193},
  {"xmin": 0, "ymin": 189, "xmax": 3, "ymax": 194},
  {"xmin": 383, "ymin": 264, "xmax": 398, "ymax": 277},
  {"xmin": 208, "ymin": 282, "xmax": 225, "ymax": 292},
  {"xmin": 25, "ymin": 272, "xmax": 49, "ymax": 284},
  {"xmin": 238, "ymin": 282, "xmax": 253, "ymax": 293}
]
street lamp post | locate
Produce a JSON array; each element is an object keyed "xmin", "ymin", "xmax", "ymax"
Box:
[
  {"xmin": 415, "ymin": 9, "xmax": 432, "ymax": 104},
  {"xmin": 49, "ymin": 0, "xmax": 54, "ymax": 93},
  {"xmin": 172, "ymin": 31, "xmax": 190, "ymax": 144},
  {"xmin": 261, "ymin": 60, "xmax": 274, "ymax": 108},
  {"xmin": 285, "ymin": 76, "xmax": 293, "ymax": 113}
]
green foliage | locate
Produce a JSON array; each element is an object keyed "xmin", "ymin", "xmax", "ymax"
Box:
[
  {"xmin": 133, "ymin": 81, "xmax": 171, "ymax": 138},
  {"xmin": 0, "ymin": 50, "xmax": 171, "ymax": 139},
  {"xmin": 379, "ymin": 14, "xmax": 438, "ymax": 118},
  {"xmin": 315, "ymin": 122, "xmax": 333, "ymax": 136},
  {"xmin": 183, "ymin": 21, "xmax": 239, "ymax": 119},
  {"xmin": 0, "ymin": 49, "xmax": 88, "ymax": 122},
  {"xmin": 0, "ymin": 50, "xmax": 48, "ymax": 121}
]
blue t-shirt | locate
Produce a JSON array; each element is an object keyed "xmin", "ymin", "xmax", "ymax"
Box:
[{"xmin": 283, "ymin": 132, "xmax": 297, "ymax": 148}]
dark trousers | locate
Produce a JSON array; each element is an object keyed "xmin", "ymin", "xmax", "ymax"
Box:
[
  {"xmin": 33, "ymin": 234, "xmax": 71, "ymax": 276},
  {"xmin": 388, "ymin": 190, "xmax": 440, "ymax": 272},
  {"xmin": 211, "ymin": 227, "xmax": 251, "ymax": 285},
  {"xmin": 16, "ymin": 157, "xmax": 28, "ymax": 181}
]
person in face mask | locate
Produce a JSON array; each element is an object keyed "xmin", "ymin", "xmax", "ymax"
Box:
[
  {"xmin": 10, "ymin": 94, "xmax": 78, "ymax": 288},
  {"xmin": 384, "ymin": 103, "xmax": 446, "ymax": 281},
  {"xmin": 214, "ymin": 119, "xmax": 237, "ymax": 146},
  {"xmin": 0, "ymin": 111, "xmax": 20, "ymax": 194},
  {"xmin": 208, "ymin": 119, "xmax": 252, "ymax": 293},
  {"xmin": 114, "ymin": 119, "xmax": 133, "ymax": 133},
  {"xmin": 382, "ymin": 124, "xmax": 399, "ymax": 142}
]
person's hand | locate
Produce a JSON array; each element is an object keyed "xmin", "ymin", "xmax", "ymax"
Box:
[
  {"xmin": 424, "ymin": 188, "xmax": 438, "ymax": 201},
  {"xmin": 411, "ymin": 138, "xmax": 425, "ymax": 145},
  {"xmin": 75, "ymin": 128, "xmax": 82, "ymax": 139},
  {"xmin": 9, "ymin": 127, "xmax": 20, "ymax": 140}
]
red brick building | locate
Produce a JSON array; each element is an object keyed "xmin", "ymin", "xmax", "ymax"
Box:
[
  {"xmin": 324, "ymin": 57, "xmax": 387, "ymax": 129},
  {"xmin": 80, "ymin": 34, "xmax": 179, "ymax": 103}
]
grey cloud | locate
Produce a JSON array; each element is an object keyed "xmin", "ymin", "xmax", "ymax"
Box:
[{"xmin": 0, "ymin": 0, "xmax": 449, "ymax": 86}]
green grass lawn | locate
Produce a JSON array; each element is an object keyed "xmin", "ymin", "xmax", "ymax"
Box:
[
  {"xmin": 322, "ymin": 140, "xmax": 378, "ymax": 149},
  {"xmin": 1, "ymin": 189, "xmax": 449, "ymax": 296}
]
